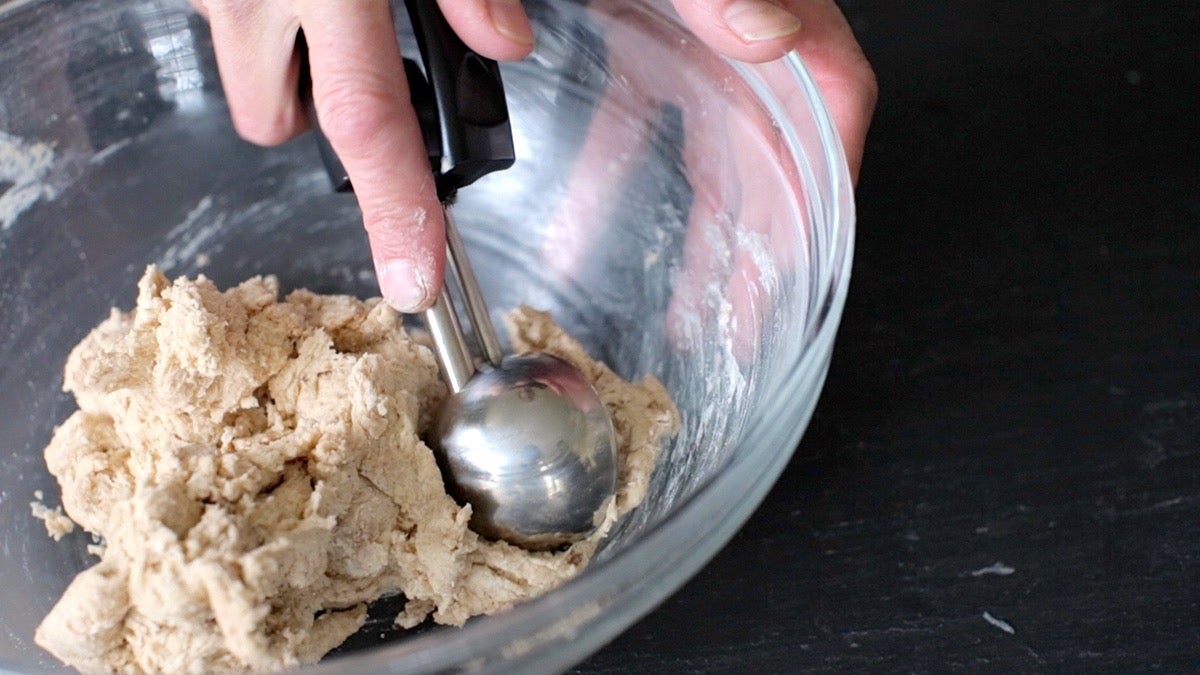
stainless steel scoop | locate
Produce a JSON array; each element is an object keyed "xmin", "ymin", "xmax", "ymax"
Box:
[
  {"xmin": 426, "ymin": 208, "xmax": 617, "ymax": 549},
  {"xmin": 307, "ymin": 0, "xmax": 618, "ymax": 549}
]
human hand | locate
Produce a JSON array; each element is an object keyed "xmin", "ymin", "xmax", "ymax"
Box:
[
  {"xmin": 193, "ymin": 0, "xmax": 535, "ymax": 312},
  {"xmin": 197, "ymin": 0, "xmax": 873, "ymax": 316},
  {"xmin": 668, "ymin": 0, "xmax": 875, "ymax": 181}
]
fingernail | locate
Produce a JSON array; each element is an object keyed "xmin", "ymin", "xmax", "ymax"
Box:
[
  {"xmin": 722, "ymin": 0, "xmax": 801, "ymax": 42},
  {"xmin": 490, "ymin": 0, "xmax": 535, "ymax": 46},
  {"xmin": 375, "ymin": 258, "xmax": 430, "ymax": 313}
]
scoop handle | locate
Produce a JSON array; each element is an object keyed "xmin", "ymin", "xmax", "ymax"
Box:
[
  {"xmin": 304, "ymin": 0, "xmax": 515, "ymax": 200},
  {"xmin": 405, "ymin": 0, "xmax": 516, "ymax": 199}
]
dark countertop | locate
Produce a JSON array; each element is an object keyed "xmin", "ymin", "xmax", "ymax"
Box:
[{"xmin": 578, "ymin": 1, "xmax": 1200, "ymax": 671}]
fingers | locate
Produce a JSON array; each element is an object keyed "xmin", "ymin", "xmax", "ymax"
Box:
[
  {"xmin": 202, "ymin": 0, "xmax": 536, "ymax": 312},
  {"xmin": 437, "ymin": 0, "xmax": 536, "ymax": 60},
  {"xmin": 671, "ymin": 0, "xmax": 876, "ymax": 182},
  {"xmin": 300, "ymin": 0, "xmax": 444, "ymax": 312},
  {"xmin": 668, "ymin": 0, "xmax": 803, "ymax": 62},
  {"xmin": 783, "ymin": 0, "xmax": 876, "ymax": 183},
  {"xmin": 204, "ymin": 2, "xmax": 306, "ymax": 145},
  {"xmin": 201, "ymin": 0, "xmax": 536, "ymax": 151}
]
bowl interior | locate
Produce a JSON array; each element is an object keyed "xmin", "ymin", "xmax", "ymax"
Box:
[{"xmin": 0, "ymin": 0, "xmax": 848, "ymax": 671}]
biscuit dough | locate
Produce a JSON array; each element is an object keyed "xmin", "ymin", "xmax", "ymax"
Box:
[
  {"xmin": 35, "ymin": 267, "xmax": 679, "ymax": 674},
  {"xmin": 30, "ymin": 499, "xmax": 75, "ymax": 540}
]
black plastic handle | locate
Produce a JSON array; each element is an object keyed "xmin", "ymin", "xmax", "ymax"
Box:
[
  {"xmin": 304, "ymin": 0, "xmax": 515, "ymax": 200},
  {"xmin": 405, "ymin": 0, "xmax": 515, "ymax": 199}
]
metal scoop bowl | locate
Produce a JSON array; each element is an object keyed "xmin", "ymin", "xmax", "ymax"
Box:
[{"xmin": 426, "ymin": 209, "xmax": 617, "ymax": 549}]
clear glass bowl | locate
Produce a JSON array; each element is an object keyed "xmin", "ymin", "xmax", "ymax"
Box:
[{"xmin": 0, "ymin": 0, "xmax": 854, "ymax": 672}]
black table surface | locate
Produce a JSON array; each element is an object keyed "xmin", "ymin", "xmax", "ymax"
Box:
[{"xmin": 577, "ymin": 1, "xmax": 1200, "ymax": 671}]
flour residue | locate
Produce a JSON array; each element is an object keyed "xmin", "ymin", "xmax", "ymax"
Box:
[
  {"xmin": 158, "ymin": 194, "xmax": 226, "ymax": 271},
  {"xmin": 970, "ymin": 561, "xmax": 1016, "ymax": 577},
  {"xmin": 89, "ymin": 138, "xmax": 132, "ymax": 166},
  {"xmin": 0, "ymin": 131, "xmax": 59, "ymax": 230}
]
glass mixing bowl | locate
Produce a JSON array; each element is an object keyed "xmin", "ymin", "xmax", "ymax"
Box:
[{"xmin": 0, "ymin": 0, "xmax": 854, "ymax": 672}]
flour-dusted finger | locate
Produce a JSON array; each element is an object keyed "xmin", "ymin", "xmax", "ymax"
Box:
[{"xmin": 299, "ymin": 0, "xmax": 445, "ymax": 312}]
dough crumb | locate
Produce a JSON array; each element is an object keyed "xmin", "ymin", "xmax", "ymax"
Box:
[
  {"xmin": 36, "ymin": 266, "xmax": 679, "ymax": 673},
  {"xmin": 30, "ymin": 500, "xmax": 75, "ymax": 540}
]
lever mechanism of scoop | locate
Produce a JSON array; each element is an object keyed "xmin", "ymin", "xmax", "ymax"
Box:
[
  {"xmin": 308, "ymin": 0, "xmax": 516, "ymax": 201},
  {"xmin": 405, "ymin": 0, "xmax": 516, "ymax": 199}
]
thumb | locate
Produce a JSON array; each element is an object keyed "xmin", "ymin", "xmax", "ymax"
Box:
[
  {"xmin": 668, "ymin": 0, "xmax": 803, "ymax": 62},
  {"xmin": 672, "ymin": 0, "xmax": 876, "ymax": 181}
]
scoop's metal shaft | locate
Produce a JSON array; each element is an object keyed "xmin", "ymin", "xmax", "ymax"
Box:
[
  {"xmin": 422, "ymin": 207, "xmax": 503, "ymax": 393},
  {"xmin": 422, "ymin": 290, "xmax": 473, "ymax": 393},
  {"xmin": 445, "ymin": 209, "xmax": 504, "ymax": 368}
]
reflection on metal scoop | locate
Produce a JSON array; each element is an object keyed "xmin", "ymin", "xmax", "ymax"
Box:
[
  {"xmin": 424, "ymin": 210, "xmax": 618, "ymax": 550},
  {"xmin": 434, "ymin": 355, "xmax": 617, "ymax": 548}
]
